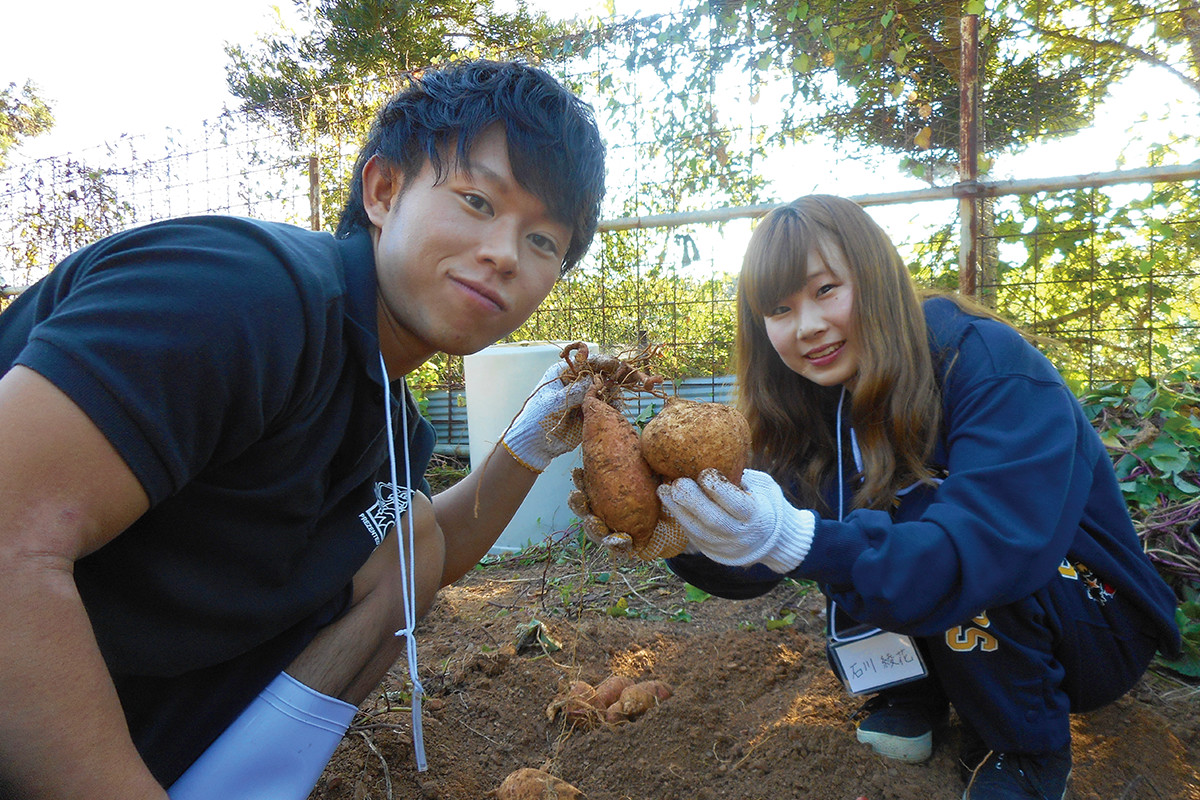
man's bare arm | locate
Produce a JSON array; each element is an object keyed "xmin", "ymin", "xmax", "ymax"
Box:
[
  {"xmin": 0, "ymin": 366, "xmax": 165, "ymax": 799},
  {"xmin": 432, "ymin": 444, "xmax": 538, "ymax": 587}
]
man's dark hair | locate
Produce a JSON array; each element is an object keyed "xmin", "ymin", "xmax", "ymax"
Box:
[{"xmin": 336, "ymin": 59, "xmax": 606, "ymax": 273}]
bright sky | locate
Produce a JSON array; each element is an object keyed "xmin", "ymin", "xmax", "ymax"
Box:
[
  {"xmin": 2, "ymin": 1, "xmax": 1191, "ymax": 185},
  {"xmin": 0, "ymin": 0, "xmax": 646, "ymax": 162},
  {"xmin": 2, "ymin": 0, "xmax": 291, "ymax": 159}
]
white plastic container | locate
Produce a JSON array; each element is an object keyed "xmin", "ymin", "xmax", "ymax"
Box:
[{"xmin": 464, "ymin": 341, "xmax": 590, "ymax": 553}]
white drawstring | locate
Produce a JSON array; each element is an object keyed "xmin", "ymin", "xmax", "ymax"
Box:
[
  {"xmin": 378, "ymin": 352, "xmax": 427, "ymax": 772},
  {"xmin": 835, "ymin": 385, "xmax": 851, "ymax": 522}
]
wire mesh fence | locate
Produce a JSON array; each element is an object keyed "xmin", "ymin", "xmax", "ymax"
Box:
[{"xmin": 2, "ymin": 3, "xmax": 1198, "ymax": 406}]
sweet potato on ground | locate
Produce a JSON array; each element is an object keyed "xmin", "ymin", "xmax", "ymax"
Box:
[
  {"xmin": 489, "ymin": 768, "xmax": 585, "ymax": 800},
  {"xmin": 545, "ymin": 680, "xmax": 599, "ymax": 723},
  {"xmin": 592, "ymin": 674, "xmax": 636, "ymax": 708},
  {"xmin": 640, "ymin": 397, "xmax": 751, "ymax": 483},
  {"xmin": 604, "ymin": 679, "xmax": 675, "ymax": 723},
  {"xmin": 545, "ymin": 674, "xmax": 637, "ymax": 726}
]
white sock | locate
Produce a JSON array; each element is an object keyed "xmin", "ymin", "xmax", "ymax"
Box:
[{"xmin": 168, "ymin": 672, "xmax": 356, "ymax": 800}]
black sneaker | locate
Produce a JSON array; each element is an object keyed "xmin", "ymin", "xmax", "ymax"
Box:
[
  {"xmin": 962, "ymin": 745, "xmax": 1072, "ymax": 799},
  {"xmin": 853, "ymin": 693, "xmax": 948, "ymax": 763},
  {"xmin": 957, "ymin": 721, "xmax": 989, "ymax": 783}
]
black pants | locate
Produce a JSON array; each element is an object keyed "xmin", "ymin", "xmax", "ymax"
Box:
[
  {"xmin": 115, "ymin": 584, "xmax": 352, "ymax": 787},
  {"xmin": 838, "ymin": 559, "xmax": 1161, "ymax": 753}
]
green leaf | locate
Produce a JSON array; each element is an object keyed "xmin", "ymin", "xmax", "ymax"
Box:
[
  {"xmin": 607, "ymin": 597, "xmax": 631, "ymax": 617},
  {"xmin": 1155, "ymin": 652, "xmax": 1200, "ymax": 678},
  {"xmin": 1129, "ymin": 378, "xmax": 1155, "ymax": 402},
  {"xmin": 881, "ymin": 9, "xmax": 895, "ymax": 26},
  {"xmin": 1172, "ymin": 473, "xmax": 1200, "ymax": 494},
  {"xmin": 684, "ymin": 584, "xmax": 712, "ymax": 603},
  {"xmin": 965, "ymin": 0, "xmax": 986, "ymax": 15},
  {"xmin": 1148, "ymin": 447, "xmax": 1189, "ymax": 474},
  {"xmin": 514, "ymin": 619, "xmax": 562, "ymax": 654}
]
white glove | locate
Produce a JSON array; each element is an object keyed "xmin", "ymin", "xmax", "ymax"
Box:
[
  {"xmin": 500, "ymin": 360, "xmax": 590, "ymax": 473},
  {"xmin": 657, "ymin": 468, "xmax": 816, "ymax": 574}
]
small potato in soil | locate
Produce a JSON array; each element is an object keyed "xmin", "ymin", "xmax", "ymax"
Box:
[
  {"xmin": 489, "ymin": 767, "xmax": 585, "ymax": 800},
  {"xmin": 640, "ymin": 397, "xmax": 751, "ymax": 483},
  {"xmin": 604, "ymin": 679, "xmax": 674, "ymax": 723}
]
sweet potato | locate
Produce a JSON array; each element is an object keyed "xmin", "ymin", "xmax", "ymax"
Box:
[
  {"xmin": 640, "ymin": 397, "xmax": 751, "ymax": 483},
  {"xmin": 604, "ymin": 679, "xmax": 674, "ymax": 723},
  {"xmin": 545, "ymin": 680, "xmax": 598, "ymax": 723},
  {"xmin": 548, "ymin": 674, "xmax": 638, "ymax": 727},
  {"xmin": 592, "ymin": 674, "xmax": 636, "ymax": 709},
  {"xmin": 489, "ymin": 768, "xmax": 585, "ymax": 800},
  {"xmin": 579, "ymin": 385, "xmax": 660, "ymax": 548}
]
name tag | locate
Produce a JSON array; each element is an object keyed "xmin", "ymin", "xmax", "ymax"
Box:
[{"xmin": 828, "ymin": 629, "xmax": 928, "ymax": 696}]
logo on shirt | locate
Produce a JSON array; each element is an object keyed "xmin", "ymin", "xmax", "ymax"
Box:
[
  {"xmin": 1058, "ymin": 559, "xmax": 1116, "ymax": 605},
  {"xmin": 359, "ymin": 481, "xmax": 411, "ymax": 546}
]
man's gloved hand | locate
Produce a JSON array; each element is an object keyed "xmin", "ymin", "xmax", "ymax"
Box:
[
  {"xmin": 657, "ymin": 468, "xmax": 816, "ymax": 574},
  {"xmin": 568, "ymin": 468, "xmax": 689, "ymax": 560},
  {"xmin": 500, "ymin": 360, "xmax": 591, "ymax": 473}
]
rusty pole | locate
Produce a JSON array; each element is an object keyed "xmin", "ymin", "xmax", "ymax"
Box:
[
  {"xmin": 308, "ymin": 156, "xmax": 321, "ymax": 232},
  {"xmin": 958, "ymin": 14, "xmax": 980, "ymax": 297}
]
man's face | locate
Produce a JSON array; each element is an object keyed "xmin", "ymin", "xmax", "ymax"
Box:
[{"xmin": 366, "ymin": 125, "xmax": 571, "ymax": 370}]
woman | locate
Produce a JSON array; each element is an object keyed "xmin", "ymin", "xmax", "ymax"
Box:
[{"xmin": 660, "ymin": 195, "xmax": 1181, "ymax": 800}]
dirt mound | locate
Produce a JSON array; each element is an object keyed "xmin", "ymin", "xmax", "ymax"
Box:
[{"xmin": 310, "ymin": 546, "xmax": 1199, "ymax": 800}]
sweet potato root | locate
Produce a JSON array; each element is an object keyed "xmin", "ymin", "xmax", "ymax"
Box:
[
  {"xmin": 549, "ymin": 675, "xmax": 668, "ymax": 727},
  {"xmin": 545, "ymin": 680, "xmax": 599, "ymax": 723},
  {"xmin": 579, "ymin": 384, "xmax": 660, "ymax": 548},
  {"xmin": 640, "ymin": 397, "xmax": 751, "ymax": 483},
  {"xmin": 545, "ymin": 674, "xmax": 637, "ymax": 726},
  {"xmin": 559, "ymin": 341, "xmax": 663, "ymax": 401},
  {"xmin": 489, "ymin": 768, "xmax": 585, "ymax": 800}
]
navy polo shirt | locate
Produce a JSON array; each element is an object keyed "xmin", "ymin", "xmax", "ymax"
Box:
[{"xmin": 0, "ymin": 215, "xmax": 435, "ymax": 781}]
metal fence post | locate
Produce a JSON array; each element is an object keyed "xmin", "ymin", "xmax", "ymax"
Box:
[
  {"xmin": 958, "ymin": 14, "xmax": 981, "ymax": 299},
  {"xmin": 309, "ymin": 156, "xmax": 321, "ymax": 232}
]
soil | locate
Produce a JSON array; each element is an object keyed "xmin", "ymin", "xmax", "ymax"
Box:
[{"xmin": 309, "ymin": 541, "xmax": 1200, "ymax": 800}]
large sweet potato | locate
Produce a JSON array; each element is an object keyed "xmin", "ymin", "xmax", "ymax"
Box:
[
  {"xmin": 640, "ymin": 397, "xmax": 751, "ymax": 483},
  {"xmin": 579, "ymin": 387, "xmax": 660, "ymax": 548}
]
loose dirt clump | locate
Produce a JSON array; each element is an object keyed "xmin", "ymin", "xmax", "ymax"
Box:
[{"xmin": 309, "ymin": 541, "xmax": 1200, "ymax": 800}]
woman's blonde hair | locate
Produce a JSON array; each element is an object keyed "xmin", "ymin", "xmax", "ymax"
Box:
[{"xmin": 735, "ymin": 195, "xmax": 941, "ymax": 513}]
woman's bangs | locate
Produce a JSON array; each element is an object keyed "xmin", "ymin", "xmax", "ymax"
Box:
[{"xmin": 743, "ymin": 213, "xmax": 810, "ymax": 317}]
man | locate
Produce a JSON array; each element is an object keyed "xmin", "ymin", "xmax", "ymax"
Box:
[{"xmin": 0, "ymin": 59, "xmax": 605, "ymax": 799}]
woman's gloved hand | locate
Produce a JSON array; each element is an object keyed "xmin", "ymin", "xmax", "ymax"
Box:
[
  {"xmin": 657, "ymin": 468, "xmax": 816, "ymax": 574},
  {"xmin": 500, "ymin": 360, "xmax": 590, "ymax": 473}
]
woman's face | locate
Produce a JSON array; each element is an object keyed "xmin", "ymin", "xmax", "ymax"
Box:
[{"xmin": 763, "ymin": 244, "xmax": 858, "ymax": 389}]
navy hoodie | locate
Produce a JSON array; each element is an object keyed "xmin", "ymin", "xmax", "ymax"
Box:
[{"xmin": 668, "ymin": 297, "xmax": 1181, "ymax": 657}]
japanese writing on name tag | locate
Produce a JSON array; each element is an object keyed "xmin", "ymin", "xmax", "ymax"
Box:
[{"xmin": 828, "ymin": 630, "xmax": 928, "ymax": 695}]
